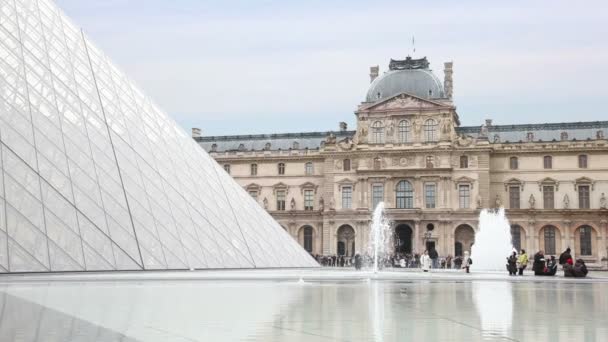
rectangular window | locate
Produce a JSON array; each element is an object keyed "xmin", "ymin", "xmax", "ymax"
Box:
[
  {"xmin": 342, "ymin": 186, "xmax": 352, "ymax": 209},
  {"xmin": 304, "ymin": 190, "xmax": 314, "ymax": 211},
  {"xmin": 509, "ymin": 186, "xmax": 520, "ymax": 209},
  {"xmin": 343, "ymin": 159, "xmax": 351, "ymax": 171},
  {"xmin": 459, "ymin": 184, "xmax": 470, "ymax": 209},
  {"xmin": 372, "ymin": 184, "xmax": 384, "ymax": 210},
  {"xmin": 543, "ymin": 186, "xmax": 554, "ymax": 209},
  {"xmin": 250, "ymin": 164, "xmax": 257, "ymax": 176},
  {"xmin": 543, "ymin": 156, "xmax": 552, "ymax": 169},
  {"xmin": 425, "ymin": 183, "xmax": 436, "ymax": 209},
  {"xmin": 578, "ymin": 185, "xmax": 590, "ymax": 209},
  {"xmin": 223, "ymin": 164, "xmax": 230, "ymax": 174},
  {"xmin": 578, "ymin": 155, "xmax": 588, "ymax": 168},
  {"xmin": 248, "ymin": 190, "xmax": 258, "ymax": 202},
  {"xmin": 276, "ymin": 190, "xmax": 286, "ymax": 211},
  {"xmin": 305, "ymin": 162, "xmax": 314, "ymax": 175}
]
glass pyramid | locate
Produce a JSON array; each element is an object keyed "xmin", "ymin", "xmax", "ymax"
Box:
[{"xmin": 0, "ymin": 0, "xmax": 317, "ymax": 272}]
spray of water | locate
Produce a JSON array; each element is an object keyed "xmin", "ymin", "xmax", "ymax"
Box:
[
  {"xmin": 471, "ymin": 208, "xmax": 514, "ymax": 271},
  {"xmin": 368, "ymin": 202, "xmax": 392, "ymax": 273}
]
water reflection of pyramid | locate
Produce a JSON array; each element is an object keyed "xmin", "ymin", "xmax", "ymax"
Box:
[{"xmin": 0, "ymin": 0, "xmax": 317, "ymax": 272}]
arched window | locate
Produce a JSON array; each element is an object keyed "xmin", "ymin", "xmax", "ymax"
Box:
[
  {"xmin": 396, "ymin": 180, "xmax": 414, "ymax": 209},
  {"xmin": 398, "ymin": 120, "xmax": 411, "ymax": 143},
  {"xmin": 543, "ymin": 156, "xmax": 552, "ymax": 169},
  {"xmin": 509, "ymin": 157, "xmax": 518, "ymax": 170},
  {"xmin": 460, "ymin": 155, "xmax": 468, "ymax": 168},
  {"xmin": 371, "ymin": 121, "xmax": 384, "ymax": 144},
  {"xmin": 343, "ymin": 159, "xmax": 351, "ymax": 171},
  {"xmin": 578, "ymin": 155, "xmax": 588, "ymax": 168},
  {"xmin": 250, "ymin": 163, "xmax": 258, "ymax": 176},
  {"xmin": 305, "ymin": 162, "xmax": 314, "ymax": 175},
  {"xmin": 579, "ymin": 226, "xmax": 592, "ymax": 256},
  {"xmin": 543, "ymin": 226, "xmax": 556, "ymax": 255},
  {"xmin": 511, "ymin": 225, "xmax": 522, "ymax": 251},
  {"xmin": 278, "ymin": 163, "xmax": 285, "ymax": 175},
  {"xmin": 303, "ymin": 226, "xmax": 313, "ymax": 253},
  {"xmin": 423, "ymin": 119, "xmax": 438, "ymax": 142}
]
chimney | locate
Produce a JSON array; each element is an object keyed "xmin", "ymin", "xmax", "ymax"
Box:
[
  {"xmin": 339, "ymin": 122, "xmax": 348, "ymax": 132},
  {"xmin": 191, "ymin": 127, "xmax": 202, "ymax": 138},
  {"xmin": 369, "ymin": 65, "xmax": 379, "ymax": 83},
  {"xmin": 443, "ymin": 61, "xmax": 453, "ymax": 99}
]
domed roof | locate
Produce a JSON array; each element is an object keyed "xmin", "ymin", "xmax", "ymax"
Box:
[{"xmin": 366, "ymin": 57, "xmax": 445, "ymax": 102}]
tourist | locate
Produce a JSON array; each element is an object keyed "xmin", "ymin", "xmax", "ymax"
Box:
[
  {"xmin": 420, "ymin": 250, "xmax": 431, "ymax": 272},
  {"xmin": 429, "ymin": 248, "xmax": 439, "ymax": 269},
  {"xmin": 462, "ymin": 251, "xmax": 472, "ymax": 273},
  {"xmin": 533, "ymin": 250, "xmax": 545, "ymax": 275},
  {"xmin": 454, "ymin": 256, "xmax": 463, "ymax": 269},
  {"xmin": 517, "ymin": 249, "xmax": 528, "ymax": 275},
  {"xmin": 354, "ymin": 253, "xmax": 362, "ymax": 270},
  {"xmin": 545, "ymin": 256, "xmax": 558, "ymax": 276},
  {"xmin": 559, "ymin": 247, "xmax": 572, "ymax": 268},
  {"xmin": 564, "ymin": 259, "xmax": 588, "ymax": 278},
  {"xmin": 445, "ymin": 255, "xmax": 453, "ymax": 269},
  {"xmin": 399, "ymin": 257, "xmax": 406, "ymax": 268},
  {"xmin": 414, "ymin": 252, "xmax": 420, "ymax": 268},
  {"xmin": 507, "ymin": 251, "xmax": 517, "ymax": 275}
]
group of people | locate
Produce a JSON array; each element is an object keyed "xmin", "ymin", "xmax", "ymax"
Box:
[
  {"xmin": 506, "ymin": 247, "xmax": 588, "ymax": 277},
  {"xmin": 421, "ymin": 249, "xmax": 472, "ymax": 273}
]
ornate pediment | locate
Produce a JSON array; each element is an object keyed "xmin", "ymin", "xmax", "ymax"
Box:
[
  {"xmin": 245, "ymin": 183, "xmax": 261, "ymax": 191},
  {"xmin": 538, "ymin": 177, "xmax": 559, "ymax": 191},
  {"xmin": 272, "ymin": 182, "xmax": 289, "ymax": 194},
  {"xmin": 504, "ymin": 178, "xmax": 524, "ymax": 191},
  {"xmin": 336, "ymin": 178, "xmax": 356, "ymax": 190},
  {"xmin": 364, "ymin": 93, "xmax": 445, "ymax": 111},
  {"xmin": 575, "ymin": 177, "xmax": 594, "ymax": 190},
  {"xmin": 299, "ymin": 182, "xmax": 318, "ymax": 194},
  {"xmin": 455, "ymin": 176, "xmax": 475, "ymax": 189}
]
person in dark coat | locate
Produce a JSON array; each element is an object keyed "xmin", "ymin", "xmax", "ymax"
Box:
[
  {"xmin": 354, "ymin": 253, "xmax": 362, "ymax": 270},
  {"xmin": 533, "ymin": 250, "xmax": 546, "ymax": 276},
  {"xmin": 545, "ymin": 256, "xmax": 558, "ymax": 276},
  {"xmin": 506, "ymin": 251, "xmax": 517, "ymax": 275},
  {"xmin": 565, "ymin": 259, "xmax": 588, "ymax": 277},
  {"xmin": 559, "ymin": 248, "xmax": 572, "ymax": 267},
  {"xmin": 429, "ymin": 248, "xmax": 439, "ymax": 269}
]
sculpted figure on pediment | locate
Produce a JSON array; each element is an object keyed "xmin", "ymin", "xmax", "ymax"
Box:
[
  {"xmin": 325, "ymin": 133, "xmax": 336, "ymax": 144},
  {"xmin": 319, "ymin": 197, "xmax": 325, "ymax": 211},
  {"xmin": 456, "ymin": 134, "xmax": 473, "ymax": 147},
  {"xmin": 441, "ymin": 117, "xmax": 451, "ymax": 134},
  {"xmin": 263, "ymin": 197, "xmax": 269, "ymax": 210},
  {"xmin": 495, "ymin": 195, "xmax": 502, "ymax": 208},
  {"xmin": 413, "ymin": 118, "xmax": 423, "ymax": 135},
  {"xmin": 600, "ymin": 193, "xmax": 607, "ymax": 209},
  {"xmin": 357, "ymin": 120, "xmax": 369, "ymax": 144},
  {"xmin": 387, "ymin": 120, "xmax": 395, "ymax": 137},
  {"xmin": 563, "ymin": 194, "xmax": 570, "ymax": 209},
  {"xmin": 529, "ymin": 194, "xmax": 536, "ymax": 209},
  {"xmin": 338, "ymin": 137, "xmax": 354, "ymax": 150}
]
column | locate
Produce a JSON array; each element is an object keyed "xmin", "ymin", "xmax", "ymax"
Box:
[
  {"xmin": 414, "ymin": 219, "xmax": 421, "ymax": 254},
  {"xmin": 600, "ymin": 219, "xmax": 608, "ymax": 263},
  {"xmin": 563, "ymin": 220, "xmax": 573, "ymax": 255},
  {"xmin": 529, "ymin": 220, "xmax": 538, "ymax": 252}
]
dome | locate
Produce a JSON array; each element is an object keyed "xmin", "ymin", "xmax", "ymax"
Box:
[{"xmin": 365, "ymin": 59, "xmax": 445, "ymax": 102}]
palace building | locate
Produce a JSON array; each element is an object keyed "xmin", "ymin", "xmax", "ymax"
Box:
[{"xmin": 196, "ymin": 56, "xmax": 608, "ymax": 267}]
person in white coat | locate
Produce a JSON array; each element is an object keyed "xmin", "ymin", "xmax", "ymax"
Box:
[
  {"xmin": 420, "ymin": 250, "xmax": 431, "ymax": 272},
  {"xmin": 462, "ymin": 251, "xmax": 472, "ymax": 273}
]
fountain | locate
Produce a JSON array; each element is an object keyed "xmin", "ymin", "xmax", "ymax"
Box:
[
  {"xmin": 470, "ymin": 208, "xmax": 515, "ymax": 271},
  {"xmin": 368, "ymin": 202, "xmax": 392, "ymax": 273}
]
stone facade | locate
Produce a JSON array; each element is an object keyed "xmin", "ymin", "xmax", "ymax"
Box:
[{"xmin": 196, "ymin": 57, "xmax": 608, "ymax": 267}]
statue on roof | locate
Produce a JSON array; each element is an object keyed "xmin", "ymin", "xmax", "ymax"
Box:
[{"xmin": 389, "ymin": 56, "xmax": 430, "ymax": 70}]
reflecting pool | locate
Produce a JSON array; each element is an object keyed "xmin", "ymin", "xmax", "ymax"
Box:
[{"xmin": 1, "ymin": 273, "xmax": 607, "ymax": 341}]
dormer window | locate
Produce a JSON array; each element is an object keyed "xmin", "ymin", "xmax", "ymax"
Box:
[
  {"xmin": 264, "ymin": 142, "xmax": 271, "ymax": 150},
  {"xmin": 211, "ymin": 144, "xmax": 217, "ymax": 152},
  {"xmin": 526, "ymin": 132, "xmax": 534, "ymax": 142},
  {"xmin": 560, "ymin": 132, "xmax": 568, "ymax": 141},
  {"xmin": 238, "ymin": 143, "xmax": 246, "ymax": 151},
  {"xmin": 293, "ymin": 141, "xmax": 299, "ymax": 149}
]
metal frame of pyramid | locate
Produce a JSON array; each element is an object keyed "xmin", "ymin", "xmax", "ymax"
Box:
[{"xmin": 0, "ymin": 0, "xmax": 317, "ymax": 272}]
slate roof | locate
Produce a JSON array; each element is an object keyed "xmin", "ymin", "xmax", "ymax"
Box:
[{"xmin": 197, "ymin": 121, "xmax": 608, "ymax": 152}]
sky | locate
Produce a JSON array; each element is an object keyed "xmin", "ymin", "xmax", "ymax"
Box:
[{"xmin": 55, "ymin": 0, "xmax": 608, "ymax": 136}]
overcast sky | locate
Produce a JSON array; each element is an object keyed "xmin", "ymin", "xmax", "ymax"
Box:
[{"xmin": 55, "ymin": 0, "xmax": 608, "ymax": 136}]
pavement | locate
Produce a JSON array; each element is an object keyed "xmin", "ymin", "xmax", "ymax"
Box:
[{"xmin": 1, "ymin": 267, "xmax": 607, "ymax": 284}]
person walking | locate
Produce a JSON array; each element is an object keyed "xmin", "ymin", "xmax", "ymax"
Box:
[
  {"xmin": 420, "ymin": 250, "xmax": 431, "ymax": 272},
  {"xmin": 517, "ymin": 249, "xmax": 528, "ymax": 275},
  {"xmin": 462, "ymin": 251, "xmax": 472, "ymax": 273},
  {"xmin": 507, "ymin": 251, "xmax": 517, "ymax": 275},
  {"xmin": 446, "ymin": 255, "xmax": 453, "ymax": 269}
]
